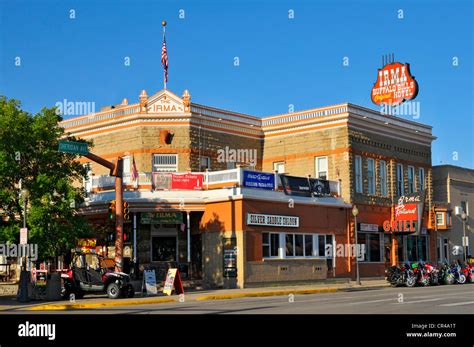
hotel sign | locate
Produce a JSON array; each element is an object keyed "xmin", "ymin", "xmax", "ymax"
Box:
[
  {"xmin": 247, "ymin": 213, "xmax": 299, "ymax": 228},
  {"xmin": 371, "ymin": 62, "xmax": 418, "ymax": 106}
]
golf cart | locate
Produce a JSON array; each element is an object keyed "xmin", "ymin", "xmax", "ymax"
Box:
[{"xmin": 61, "ymin": 250, "xmax": 134, "ymax": 299}]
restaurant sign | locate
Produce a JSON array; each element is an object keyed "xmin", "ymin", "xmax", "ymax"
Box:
[
  {"xmin": 371, "ymin": 62, "xmax": 418, "ymax": 106},
  {"xmin": 383, "ymin": 192, "xmax": 425, "ymax": 234},
  {"xmin": 141, "ymin": 212, "xmax": 183, "ymax": 224},
  {"xmin": 247, "ymin": 213, "xmax": 299, "ymax": 228},
  {"xmin": 153, "ymin": 173, "xmax": 203, "ymax": 190},
  {"xmin": 243, "ymin": 170, "xmax": 275, "ymax": 190}
]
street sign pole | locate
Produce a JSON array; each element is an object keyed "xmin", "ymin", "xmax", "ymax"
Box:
[
  {"xmin": 58, "ymin": 141, "xmax": 125, "ymax": 272},
  {"xmin": 114, "ymin": 158, "xmax": 124, "ymax": 273}
]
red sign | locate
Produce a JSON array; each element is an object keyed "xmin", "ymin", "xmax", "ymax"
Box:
[
  {"xmin": 371, "ymin": 62, "xmax": 418, "ymax": 106},
  {"xmin": 172, "ymin": 173, "xmax": 203, "ymax": 190}
]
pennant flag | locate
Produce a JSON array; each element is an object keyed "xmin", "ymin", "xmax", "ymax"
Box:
[{"xmin": 131, "ymin": 156, "xmax": 139, "ymax": 181}]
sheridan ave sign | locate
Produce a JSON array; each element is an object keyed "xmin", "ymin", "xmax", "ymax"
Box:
[
  {"xmin": 58, "ymin": 140, "xmax": 88, "ymax": 155},
  {"xmin": 247, "ymin": 213, "xmax": 299, "ymax": 228}
]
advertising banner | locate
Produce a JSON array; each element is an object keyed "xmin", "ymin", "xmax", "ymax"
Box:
[
  {"xmin": 153, "ymin": 173, "xmax": 203, "ymax": 190},
  {"xmin": 279, "ymin": 174, "xmax": 312, "ymax": 197},
  {"xmin": 308, "ymin": 178, "xmax": 331, "ymax": 196},
  {"xmin": 243, "ymin": 170, "xmax": 275, "ymax": 190}
]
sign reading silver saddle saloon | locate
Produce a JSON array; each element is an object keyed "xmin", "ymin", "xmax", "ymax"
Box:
[{"xmin": 247, "ymin": 213, "xmax": 299, "ymax": 227}]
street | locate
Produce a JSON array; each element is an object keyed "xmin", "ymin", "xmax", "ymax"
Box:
[{"xmin": 4, "ymin": 284, "xmax": 474, "ymax": 315}]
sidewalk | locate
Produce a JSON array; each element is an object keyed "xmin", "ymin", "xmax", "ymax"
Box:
[{"xmin": 0, "ymin": 278, "xmax": 389, "ymax": 311}]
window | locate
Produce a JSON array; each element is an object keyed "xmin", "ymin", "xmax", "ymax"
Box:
[
  {"xmin": 262, "ymin": 233, "xmax": 279, "ymax": 258},
  {"xmin": 226, "ymin": 162, "xmax": 236, "ymax": 170},
  {"xmin": 396, "ymin": 164, "xmax": 404, "ymax": 196},
  {"xmin": 285, "ymin": 233, "xmax": 318, "ymax": 258},
  {"xmin": 379, "ymin": 160, "xmax": 387, "ymax": 197},
  {"xmin": 199, "ymin": 156, "xmax": 211, "ymax": 171},
  {"xmin": 407, "ymin": 166, "xmax": 415, "ymax": 194},
  {"xmin": 122, "ymin": 156, "xmax": 131, "ymax": 184},
  {"xmin": 436, "ymin": 212, "xmax": 445, "ymax": 226},
  {"xmin": 315, "ymin": 156, "xmax": 328, "ymax": 180},
  {"xmin": 355, "ymin": 155, "xmax": 363, "ymax": 193},
  {"xmin": 461, "ymin": 201, "xmax": 468, "ymax": 215},
  {"xmin": 153, "ymin": 154, "xmax": 178, "ymax": 172},
  {"xmin": 357, "ymin": 232, "xmax": 382, "ymax": 262},
  {"xmin": 367, "ymin": 158, "xmax": 375, "ymax": 195},
  {"xmin": 418, "ymin": 167, "xmax": 425, "ymax": 191},
  {"xmin": 407, "ymin": 235, "xmax": 428, "ymax": 262},
  {"xmin": 151, "ymin": 236, "xmax": 177, "ymax": 262},
  {"xmin": 273, "ymin": 161, "xmax": 285, "ymax": 174}
]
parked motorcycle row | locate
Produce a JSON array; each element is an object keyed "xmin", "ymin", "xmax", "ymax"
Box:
[{"xmin": 386, "ymin": 260, "xmax": 474, "ymax": 287}]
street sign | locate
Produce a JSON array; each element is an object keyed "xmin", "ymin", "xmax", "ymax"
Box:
[
  {"xmin": 20, "ymin": 228, "xmax": 28, "ymax": 245},
  {"xmin": 58, "ymin": 140, "xmax": 88, "ymax": 155}
]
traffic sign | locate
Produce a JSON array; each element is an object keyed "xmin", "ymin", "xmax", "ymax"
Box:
[{"xmin": 58, "ymin": 140, "xmax": 88, "ymax": 155}]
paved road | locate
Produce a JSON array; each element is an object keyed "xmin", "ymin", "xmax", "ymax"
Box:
[{"xmin": 7, "ymin": 284, "xmax": 474, "ymax": 314}]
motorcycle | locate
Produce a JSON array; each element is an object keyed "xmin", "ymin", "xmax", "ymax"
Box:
[
  {"xmin": 451, "ymin": 261, "xmax": 466, "ymax": 284},
  {"xmin": 412, "ymin": 261, "xmax": 430, "ymax": 286},
  {"xmin": 466, "ymin": 263, "xmax": 474, "ymax": 283},
  {"xmin": 424, "ymin": 262, "xmax": 439, "ymax": 285},
  {"xmin": 386, "ymin": 263, "xmax": 416, "ymax": 287},
  {"xmin": 438, "ymin": 262, "xmax": 455, "ymax": 285}
]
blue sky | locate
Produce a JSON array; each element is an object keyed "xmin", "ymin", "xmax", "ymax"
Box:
[{"xmin": 1, "ymin": 0, "xmax": 473, "ymax": 168}]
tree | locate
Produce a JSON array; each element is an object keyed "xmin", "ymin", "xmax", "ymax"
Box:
[{"xmin": 0, "ymin": 96, "xmax": 93, "ymax": 260}]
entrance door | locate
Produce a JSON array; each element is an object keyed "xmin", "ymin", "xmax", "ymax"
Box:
[
  {"xmin": 191, "ymin": 234, "xmax": 202, "ymax": 279},
  {"xmin": 151, "ymin": 236, "xmax": 177, "ymax": 262}
]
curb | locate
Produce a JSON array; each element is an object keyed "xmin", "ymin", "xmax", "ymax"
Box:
[
  {"xmin": 23, "ymin": 297, "xmax": 176, "ymax": 311},
  {"xmin": 195, "ymin": 287, "xmax": 339, "ymax": 301}
]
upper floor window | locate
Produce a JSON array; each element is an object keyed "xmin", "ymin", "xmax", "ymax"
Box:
[
  {"xmin": 355, "ymin": 155, "xmax": 363, "ymax": 193},
  {"xmin": 436, "ymin": 212, "xmax": 445, "ymax": 226},
  {"xmin": 315, "ymin": 156, "xmax": 328, "ymax": 180},
  {"xmin": 407, "ymin": 166, "xmax": 415, "ymax": 194},
  {"xmin": 461, "ymin": 201, "xmax": 469, "ymax": 215},
  {"xmin": 273, "ymin": 161, "xmax": 285, "ymax": 174},
  {"xmin": 200, "ymin": 156, "xmax": 211, "ymax": 171},
  {"xmin": 122, "ymin": 156, "xmax": 131, "ymax": 183},
  {"xmin": 418, "ymin": 167, "xmax": 425, "ymax": 191},
  {"xmin": 367, "ymin": 158, "xmax": 375, "ymax": 195},
  {"xmin": 396, "ymin": 163, "xmax": 404, "ymax": 196},
  {"xmin": 379, "ymin": 160, "xmax": 388, "ymax": 197},
  {"xmin": 153, "ymin": 154, "xmax": 178, "ymax": 172}
]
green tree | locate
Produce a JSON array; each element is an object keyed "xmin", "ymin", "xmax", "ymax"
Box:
[{"xmin": 0, "ymin": 96, "xmax": 93, "ymax": 260}]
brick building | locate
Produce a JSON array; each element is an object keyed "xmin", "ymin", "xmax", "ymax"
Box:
[{"xmin": 60, "ymin": 87, "xmax": 437, "ymax": 287}]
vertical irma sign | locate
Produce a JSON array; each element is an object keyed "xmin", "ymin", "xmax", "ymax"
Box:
[{"xmin": 371, "ymin": 60, "xmax": 419, "ymax": 106}]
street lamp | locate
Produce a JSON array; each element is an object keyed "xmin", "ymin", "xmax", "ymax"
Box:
[
  {"xmin": 460, "ymin": 212, "xmax": 468, "ymax": 263},
  {"xmin": 352, "ymin": 205, "xmax": 361, "ymax": 285}
]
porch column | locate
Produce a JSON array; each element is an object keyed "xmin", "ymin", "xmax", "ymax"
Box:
[{"xmin": 186, "ymin": 211, "xmax": 191, "ymax": 263}]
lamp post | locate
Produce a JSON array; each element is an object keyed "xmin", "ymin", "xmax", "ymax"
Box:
[
  {"xmin": 352, "ymin": 205, "xmax": 361, "ymax": 285},
  {"xmin": 461, "ymin": 212, "xmax": 467, "ymax": 263},
  {"xmin": 20, "ymin": 188, "xmax": 30, "ymax": 269}
]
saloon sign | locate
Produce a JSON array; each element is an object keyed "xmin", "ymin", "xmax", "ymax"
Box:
[
  {"xmin": 383, "ymin": 192, "xmax": 425, "ymax": 234},
  {"xmin": 371, "ymin": 62, "xmax": 418, "ymax": 106}
]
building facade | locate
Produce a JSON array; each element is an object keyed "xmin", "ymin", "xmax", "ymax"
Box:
[
  {"xmin": 60, "ymin": 87, "xmax": 438, "ymax": 287},
  {"xmin": 432, "ymin": 165, "xmax": 473, "ymax": 263}
]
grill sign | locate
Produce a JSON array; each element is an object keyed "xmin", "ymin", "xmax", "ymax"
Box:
[
  {"xmin": 383, "ymin": 192, "xmax": 425, "ymax": 234},
  {"xmin": 371, "ymin": 62, "xmax": 418, "ymax": 106}
]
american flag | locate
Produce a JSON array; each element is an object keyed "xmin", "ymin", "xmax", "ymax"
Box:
[
  {"xmin": 161, "ymin": 36, "xmax": 168, "ymax": 83},
  {"xmin": 131, "ymin": 156, "xmax": 138, "ymax": 181}
]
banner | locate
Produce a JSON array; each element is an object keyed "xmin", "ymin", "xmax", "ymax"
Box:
[
  {"xmin": 143, "ymin": 269, "xmax": 158, "ymax": 295},
  {"xmin": 308, "ymin": 178, "xmax": 331, "ymax": 196},
  {"xmin": 76, "ymin": 238, "xmax": 96, "ymax": 253},
  {"xmin": 163, "ymin": 268, "xmax": 184, "ymax": 296},
  {"xmin": 153, "ymin": 173, "xmax": 203, "ymax": 190},
  {"xmin": 243, "ymin": 170, "xmax": 275, "ymax": 190},
  {"xmin": 279, "ymin": 175, "xmax": 311, "ymax": 197}
]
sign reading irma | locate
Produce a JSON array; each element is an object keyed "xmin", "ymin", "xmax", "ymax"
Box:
[
  {"xmin": 140, "ymin": 212, "xmax": 183, "ymax": 224},
  {"xmin": 247, "ymin": 213, "xmax": 299, "ymax": 228},
  {"xmin": 371, "ymin": 61, "xmax": 418, "ymax": 106}
]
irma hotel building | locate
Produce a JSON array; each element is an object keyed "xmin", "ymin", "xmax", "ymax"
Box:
[{"xmin": 60, "ymin": 87, "xmax": 437, "ymax": 288}]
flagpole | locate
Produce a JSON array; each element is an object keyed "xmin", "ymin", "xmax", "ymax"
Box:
[{"xmin": 162, "ymin": 21, "xmax": 167, "ymax": 90}]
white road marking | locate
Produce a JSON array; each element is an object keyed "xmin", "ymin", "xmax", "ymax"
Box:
[
  {"xmin": 395, "ymin": 298, "xmax": 442, "ymax": 304},
  {"xmin": 439, "ymin": 301, "xmax": 474, "ymax": 307},
  {"xmin": 347, "ymin": 298, "xmax": 395, "ymax": 305}
]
